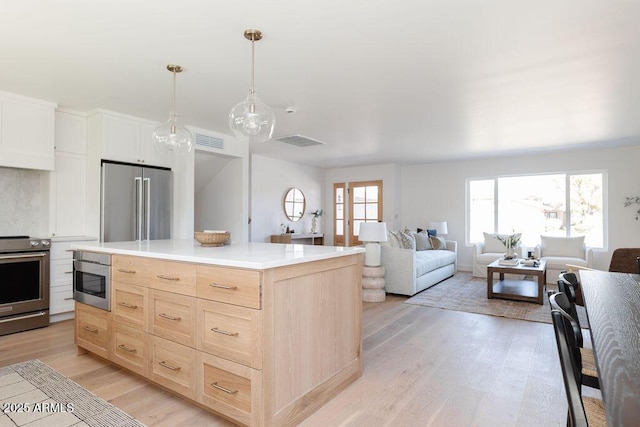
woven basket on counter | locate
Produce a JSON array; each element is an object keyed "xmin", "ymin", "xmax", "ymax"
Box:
[{"xmin": 194, "ymin": 231, "xmax": 230, "ymax": 247}]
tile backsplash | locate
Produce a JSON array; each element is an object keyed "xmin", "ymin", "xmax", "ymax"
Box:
[{"xmin": 0, "ymin": 167, "xmax": 42, "ymax": 236}]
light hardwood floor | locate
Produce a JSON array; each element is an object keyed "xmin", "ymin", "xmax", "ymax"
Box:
[{"xmin": 0, "ymin": 296, "xmax": 571, "ymax": 426}]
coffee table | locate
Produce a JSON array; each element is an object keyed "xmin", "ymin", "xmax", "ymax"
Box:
[{"xmin": 487, "ymin": 259, "xmax": 547, "ymax": 305}]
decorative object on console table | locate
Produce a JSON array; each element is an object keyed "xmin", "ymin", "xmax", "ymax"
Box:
[
  {"xmin": 428, "ymin": 221, "xmax": 448, "ymax": 236},
  {"xmin": 310, "ymin": 209, "xmax": 323, "ymax": 233},
  {"xmin": 359, "ymin": 222, "xmax": 388, "ymax": 302}
]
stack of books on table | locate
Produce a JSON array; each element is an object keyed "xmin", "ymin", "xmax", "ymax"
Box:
[{"xmin": 498, "ymin": 258, "xmax": 520, "ymax": 266}]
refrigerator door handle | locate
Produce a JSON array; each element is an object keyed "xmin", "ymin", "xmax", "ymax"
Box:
[
  {"xmin": 144, "ymin": 177, "xmax": 151, "ymax": 241},
  {"xmin": 135, "ymin": 177, "xmax": 143, "ymax": 241}
]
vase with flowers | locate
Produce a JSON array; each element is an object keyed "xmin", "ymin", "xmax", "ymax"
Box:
[
  {"xmin": 495, "ymin": 233, "xmax": 521, "ymax": 260},
  {"xmin": 310, "ymin": 209, "xmax": 323, "ymax": 233}
]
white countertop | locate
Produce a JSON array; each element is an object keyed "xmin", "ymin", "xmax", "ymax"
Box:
[{"xmin": 71, "ymin": 239, "xmax": 364, "ymax": 270}]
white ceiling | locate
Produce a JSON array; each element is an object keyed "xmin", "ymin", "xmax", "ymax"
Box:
[{"xmin": 2, "ymin": 1, "xmax": 640, "ymax": 168}]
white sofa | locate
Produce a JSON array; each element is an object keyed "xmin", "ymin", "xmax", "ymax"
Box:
[
  {"xmin": 473, "ymin": 232, "xmax": 525, "ymax": 278},
  {"xmin": 381, "ymin": 231, "xmax": 457, "ymax": 296},
  {"xmin": 533, "ymin": 235, "xmax": 593, "ymax": 284}
]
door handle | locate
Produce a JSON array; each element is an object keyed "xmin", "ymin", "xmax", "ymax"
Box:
[
  {"xmin": 144, "ymin": 177, "xmax": 150, "ymax": 241},
  {"xmin": 135, "ymin": 177, "xmax": 143, "ymax": 241}
]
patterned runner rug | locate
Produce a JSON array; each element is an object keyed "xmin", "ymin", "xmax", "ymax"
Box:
[
  {"xmin": 405, "ymin": 272, "xmax": 588, "ymax": 326},
  {"xmin": 0, "ymin": 359, "xmax": 145, "ymax": 427}
]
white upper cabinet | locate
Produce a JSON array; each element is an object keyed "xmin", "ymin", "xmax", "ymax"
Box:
[
  {"xmin": 0, "ymin": 92, "xmax": 56, "ymax": 170},
  {"xmin": 48, "ymin": 109, "xmax": 88, "ymax": 237},
  {"xmin": 55, "ymin": 110, "xmax": 87, "ymax": 154},
  {"xmin": 91, "ymin": 110, "xmax": 171, "ymax": 168}
]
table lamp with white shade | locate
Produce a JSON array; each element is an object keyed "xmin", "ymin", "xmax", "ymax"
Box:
[
  {"xmin": 359, "ymin": 222, "xmax": 388, "ymax": 266},
  {"xmin": 428, "ymin": 221, "xmax": 448, "ymax": 236},
  {"xmin": 359, "ymin": 222, "xmax": 389, "ymax": 302}
]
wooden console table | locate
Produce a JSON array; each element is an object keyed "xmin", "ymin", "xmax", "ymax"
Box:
[{"xmin": 270, "ymin": 233, "xmax": 324, "ymax": 245}]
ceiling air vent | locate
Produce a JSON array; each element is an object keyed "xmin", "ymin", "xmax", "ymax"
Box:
[
  {"xmin": 195, "ymin": 133, "xmax": 224, "ymax": 150},
  {"xmin": 276, "ymin": 134, "xmax": 325, "ymax": 148}
]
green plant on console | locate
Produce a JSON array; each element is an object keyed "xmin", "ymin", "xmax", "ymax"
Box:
[{"xmin": 310, "ymin": 209, "xmax": 324, "ymax": 218}]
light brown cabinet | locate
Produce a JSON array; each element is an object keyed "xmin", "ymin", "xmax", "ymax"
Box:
[
  {"xmin": 75, "ymin": 252, "xmax": 362, "ymax": 426},
  {"xmin": 75, "ymin": 302, "xmax": 111, "ymax": 359}
]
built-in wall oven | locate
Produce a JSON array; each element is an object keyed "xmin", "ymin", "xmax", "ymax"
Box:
[
  {"xmin": 0, "ymin": 236, "xmax": 50, "ymax": 335},
  {"xmin": 73, "ymin": 251, "xmax": 111, "ymax": 311}
]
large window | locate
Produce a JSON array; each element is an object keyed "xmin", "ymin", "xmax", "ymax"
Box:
[{"xmin": 468, "ymin": 172, "xmax": 604, "ymax": 248}]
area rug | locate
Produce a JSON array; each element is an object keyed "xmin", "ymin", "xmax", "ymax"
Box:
[
  {"xmin": 405, "ymin": 272, "xmax": 588, "ymax": 326},
  {"xmin": 0, "ymin": 359, "xmax": 145, "ymax": 427}
]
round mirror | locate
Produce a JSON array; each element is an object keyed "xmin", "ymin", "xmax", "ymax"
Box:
[{"xmin": 283, "ymin": 187, "xmax": 306, "ymax": 221}]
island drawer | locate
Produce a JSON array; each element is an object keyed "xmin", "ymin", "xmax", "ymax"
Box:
[
  {"xmin": 148, "ymin": 289, "xmax": 196, "ymax": 347},
  {"xmin": 197, "ymin": 299, "xmax": 262, "ymax": 369},
  {"xmin": 197, "ymin": 351, "xmax": 260, "ymax": 426},
  {"xmin": 112, "ymin": 322, "xmax": 148, "ymax": 376},
  {"xmin": 113, "ymin": 281, "xmax": 147, "ymax": 331},
  {"xmin": 196, "ymin": 265, "xmax": 261, "ymax": 309},
  {"xmin": 149, "ymin": 335, "xmax": 197, "ymax": 400},
  {"xmin": 75, "ymin": 302, "xmax": 110, "ymax": 359},
  {"xmin": 113, "ymin": 255, "xmax": 197, "ymax": 295}
]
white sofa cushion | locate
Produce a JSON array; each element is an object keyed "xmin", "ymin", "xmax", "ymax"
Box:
[
  {"xmin": 415, "ymin": 250, "xmax": 457, "ymax": 278},
  {"xmin": 540, "ymin": 235, "xmax": 585, "ymax": 258}
]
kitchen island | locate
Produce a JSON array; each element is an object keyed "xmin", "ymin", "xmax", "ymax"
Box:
[{"xmin": 72, "ymin": 240, "xmax": 364, "ymax": 427}]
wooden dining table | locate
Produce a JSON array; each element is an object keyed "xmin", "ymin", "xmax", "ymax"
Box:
[{"xmin": 579, "ymin": 270, "xmax": 640, "ymax": 426}]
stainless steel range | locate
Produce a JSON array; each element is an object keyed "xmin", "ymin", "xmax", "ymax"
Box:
[{"xmin": 0, "ymin": 236, "xmax": 50, "ymax": 335}]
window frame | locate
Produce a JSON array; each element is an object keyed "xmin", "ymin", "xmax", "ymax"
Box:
[{"xmin": 466, "ymin": 170, "xmax": 607, "ymax": 249}]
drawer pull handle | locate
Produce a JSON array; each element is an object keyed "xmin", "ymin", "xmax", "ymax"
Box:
[
  {"xmin": 211, "ymin": 327, "xmax": 238, "ymax": 337},
  {"xmin": 208, "ymin": 283, "xmax": 238, "ymax": 290},
  {"xmin": 210, "ymin": 382, "xmax": 238, "ymax": 395},
  {"xmin": 118, "ymin": 302, "xmax": 138, "ymax": 309},
  {"xmin": 82, "ymin": 325, "xmax": 98, "ymax": 333},
  {"xmin": 118, "ymin": 344, "xmax": 137, "ymax": 353},
  {"xmin": 159, "ymin": 361, "xmax": 181, "ymax": 371},
  {"xmin": 64, "ymin": 271, "xmax": 73, "ymax": 274},
  {"xmin": 157, "ymin": 274, "xmax": 180, "ymax": 281},
  {"xmin": 159, "ymin": 313, "xmax": 181, "ymax": 321},
  {"xmin": 64, "ymin": 297, "xmax": 74, "ymax": 301},
  {"xmin": 117, "ymin": 268, "xmax": 136, "ymax": 274}
]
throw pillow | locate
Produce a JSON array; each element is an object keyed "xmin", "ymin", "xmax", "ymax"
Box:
[
  {"xmin": 387, "ymin": 231, "xmax": 402, "ymax": 248},
  {"xmin": 540, "ymin": 235, "xmax": 585, "ymax": 258},
  {"xmin": 399, "ymin": 231, "xmax": 416, "ymax": 250},
  {"xmin": 429, "ymin": 235, "xmax": 447, "ymax": 250},
  {"xmin": 417, "ymin": 227, "xmax": 437, "ymax": 237},
  {"xmin": 483, "ymin": 232, "xmax": 508, "ymax": 253},
  {"xmin": 412, "ymin": 230, "xmax": 432, "ymax": 250}
]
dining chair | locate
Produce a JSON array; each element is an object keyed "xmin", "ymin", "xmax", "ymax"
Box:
[
  {"xmin": 558, "ymin": 271, "xmax": 584, "ymax": 306},
  {"xmin": 549, "ymin": 291, "xmax": 599, "ymax": 390},
  {"xmin": 608, "ymin": 248, "xmax": 640, "ymax": 274},
  {"xmin": 551, "ymin": 309, "xmax": 607, "ymax": 427}
]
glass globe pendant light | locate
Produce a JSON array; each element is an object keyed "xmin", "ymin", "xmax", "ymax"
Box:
[
  {"xmin": 154, "ymin": 64, "xmax": 193, "ymax": 155},
  {"xmin": 229, "ymin": 29, "xmax": 275, "ymax": 143}
]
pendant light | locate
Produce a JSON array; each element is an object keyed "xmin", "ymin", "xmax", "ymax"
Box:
[
  {"xmin": 229, "ymin": 29, "xmax": 275, "ymax": 143},
  {"xmin": 154, "ymin": 64, "xmax": 193, "ymax": 155}
]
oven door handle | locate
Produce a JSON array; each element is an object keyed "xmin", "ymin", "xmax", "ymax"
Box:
[
  {"xmin": 0, "ymin": 311, "xmax": 47, "ymax": 324},
  {"xmin": 0, "ymin": 253, "xmax": 47, "ymax": 260}
]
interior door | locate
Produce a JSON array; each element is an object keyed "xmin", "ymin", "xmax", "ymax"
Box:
[{"xmin": 348, "ymin": 180, "xmax": 383, "ymax": 246}]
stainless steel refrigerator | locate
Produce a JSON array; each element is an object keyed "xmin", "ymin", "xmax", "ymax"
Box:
[{"xmin": 101, "ymin": 161, "xmax": 172, "ymax": 242}]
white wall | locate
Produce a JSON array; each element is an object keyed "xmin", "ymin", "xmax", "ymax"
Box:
[
  {"xmin": 195, "ymin": 156, "xmax": 246, "ymax": 242},
  {"xmin": 324, "ymin": 163, "xmax": 401, "ymax": 246},
  {"xmin": 400, "ymin": 143, "xmax": 640, "ymax": 272},
  {"xmin": 251, "ymin": 155, "xmax": 324, "ymax": 243}
]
